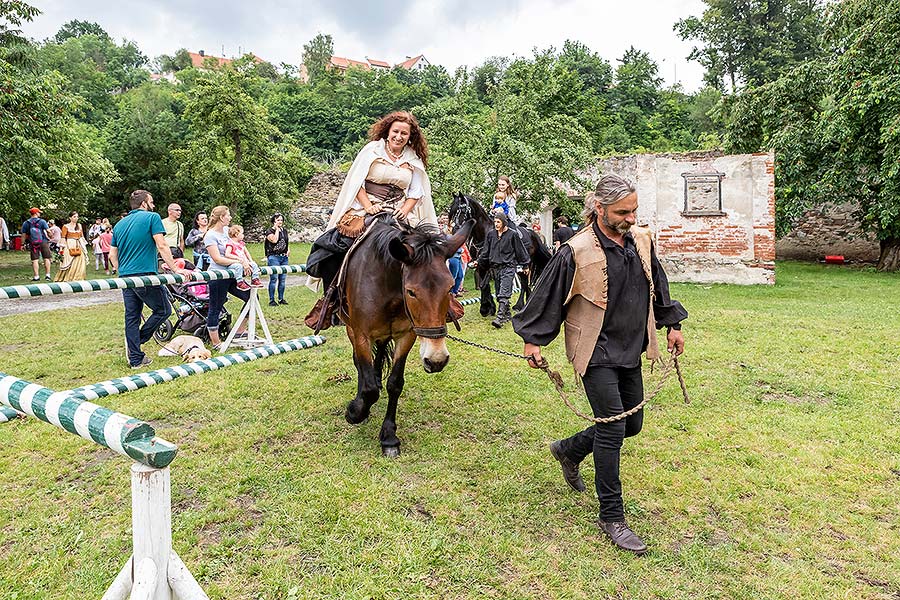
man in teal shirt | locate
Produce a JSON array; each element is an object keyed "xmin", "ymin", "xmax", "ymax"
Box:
[{"xmin": 110, "ymin": 190, "xmax": 189, "ymax": 369}]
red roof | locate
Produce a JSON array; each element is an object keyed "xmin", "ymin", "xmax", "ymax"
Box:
[
  {"xmin": 396, "ymin": 55, "xmax": 425, "ymax": 69},
  {"xmin": 330, "ymin": 56, "xmax": 371, "ymax": 70},
  {"xmin": 367, "ymin": 58, "xmax": 390, "ymax": 68},
  {"xmin": 188, "ymin": 52, "xmax": 233, "ymax": 69},
  {"xmin": 187, "ymin": 52, "xmax": 265, "ymax": 70}
]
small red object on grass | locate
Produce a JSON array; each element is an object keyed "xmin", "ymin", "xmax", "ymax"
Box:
[{"xmin": 824, "ymin": 255, "xmax": 846, "ymax": 264}]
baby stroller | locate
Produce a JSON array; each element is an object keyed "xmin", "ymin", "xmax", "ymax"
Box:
[{"xmin": 153, "ymin": 259, "xmax": 231, "ymax": 343}]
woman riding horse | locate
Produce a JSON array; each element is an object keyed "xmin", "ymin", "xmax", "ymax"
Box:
[{"xmin": 305, "ymin": 111, "xmax": 437, "ymax": 298}]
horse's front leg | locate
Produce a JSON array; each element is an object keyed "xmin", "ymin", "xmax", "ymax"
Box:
[
  {"xmin": 478, "ymin": 264, "xmax": 496, "ymax": 316},
  {"xmin": 345, "ymin": 326, "xmax": 381, "ymax": 425},
  {"xmin": 380, "ymin": 332, "xmax": 416, "ymax": 458}
]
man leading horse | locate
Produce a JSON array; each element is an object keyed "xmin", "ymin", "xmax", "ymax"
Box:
[{"xmin": 512, "ymin": 174, "xmax": 688, "ymax": 555}]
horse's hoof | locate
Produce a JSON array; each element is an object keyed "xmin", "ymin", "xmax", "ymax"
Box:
[
  {"xmin": 382, "ymin": 445, "xmax": 401, "ymax": 459},
  {"xmin": 345, "ymin": 405, "xmax": 369, "ymax": 425}
]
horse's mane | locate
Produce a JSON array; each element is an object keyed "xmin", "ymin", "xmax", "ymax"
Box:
[{"xmin": 367, "ymin": 221, "xmax": 446, "ymax": 266}]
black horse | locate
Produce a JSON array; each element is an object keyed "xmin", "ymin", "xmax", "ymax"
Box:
[{"xmin": 448, "ymin": 193, "xmax": 551, "ymax": 316}]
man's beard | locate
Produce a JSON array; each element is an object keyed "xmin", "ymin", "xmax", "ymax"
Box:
[{"xmin": 602, "ymin": 212, "xmax": 631, "ymax": 234}]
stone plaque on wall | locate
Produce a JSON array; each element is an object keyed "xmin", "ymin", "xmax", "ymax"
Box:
[{"xmin": 682, "ymin": 172, "xmax": 726, "ymax": 216}]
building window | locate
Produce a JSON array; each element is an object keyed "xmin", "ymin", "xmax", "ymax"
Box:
[{"xmin": 682, "ymin": 172, "xmax": 726, "ymax": 216}]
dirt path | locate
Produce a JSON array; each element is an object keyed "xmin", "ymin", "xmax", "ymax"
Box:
[{"xmin": 0, "ymin": 279, "xmax": 307, "ymax": 317}]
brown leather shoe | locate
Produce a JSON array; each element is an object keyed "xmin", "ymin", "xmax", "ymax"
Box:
[
  {"xmin": 598, "ymin": 520, "xmax": 648, "ymax": 555},
  {"xmin": 549, "ymin": 441, "xmax": 586, "ymax": 492}
]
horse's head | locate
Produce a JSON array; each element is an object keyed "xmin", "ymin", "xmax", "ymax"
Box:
[
  {"xmin": 389, "ymin": 220, "xmax": 474, "ymax": 373},
  {"xmin": 448, "ymin": 193, "xmax": 473, "ymax": 233}
]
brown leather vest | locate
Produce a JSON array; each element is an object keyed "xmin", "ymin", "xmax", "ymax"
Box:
[{"xmin": 563, "ymin": 224, "xmax": 660, "ymax": 376}]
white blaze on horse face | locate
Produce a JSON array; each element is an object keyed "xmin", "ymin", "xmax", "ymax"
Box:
[{"xmin": 419, "ymin": 337, "xmax": 449, "ymax": 372}]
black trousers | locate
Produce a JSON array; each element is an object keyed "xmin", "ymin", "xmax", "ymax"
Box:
[{"xmin": 557, "ymin": 365, "xmax": 644, "ymax": 522}]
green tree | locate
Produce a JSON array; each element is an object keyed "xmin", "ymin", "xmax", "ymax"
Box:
[
  {"xmin": 0, "ymin": 0, "xmax": 38, "ymax": 47},
  {"xmin": 175, "ymin": 69, "xmax": 313, "ymax": 223},
  {"xmin": 821, "ymin": 0, "xmax": 900, "ymax": 270},
  {"xmin": 101, "ymin": 82, "xmax": 192, "ymax": 217},
  {"xmin": 0, "ymin": 55, "xmax": 116, "ymax": 219},
  {"xmin": 676, "ymin": 0, "xmax": 824, "ymax": 91},
  {"xmin": 157, "ymin": 48, "xmax": 192, "ymax": 73},
  {"xmin": 52, "ymin": 19, "xmax": 109, "ymax": 43},
  {"xmin": 301, "ymin": 33, "xmax": 333, "ymax": 84}
]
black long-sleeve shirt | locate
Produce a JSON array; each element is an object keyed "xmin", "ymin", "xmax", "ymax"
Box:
[
  {"xmin": 478, "ymin": 227, "xmax": 529, "ymax": 268},
  {"xmin": 512, "ymin": 222, "xmax": 687, "ymax": 368}
]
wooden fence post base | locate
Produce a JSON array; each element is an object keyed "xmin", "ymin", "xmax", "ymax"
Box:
[{"xmin": 102, "ymin": 465, "xmax": 208, "ymax": 600}]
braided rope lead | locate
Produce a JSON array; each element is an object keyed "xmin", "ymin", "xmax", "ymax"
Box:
[
  {"xmin": 534, "ymin": 353, "xmax": 686, "ymax": 424},
  {"xmin": 445, "ymin": 333, "xmax": 688, "ymax": 423}
]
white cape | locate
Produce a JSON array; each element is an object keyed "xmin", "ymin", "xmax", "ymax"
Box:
[{"xmin": 305, "ymin": 140, "xmax": 438, "ymax": 291}]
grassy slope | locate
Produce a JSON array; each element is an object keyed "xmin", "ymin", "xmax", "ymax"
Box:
[{"xmin": 0, "ymin": 261, "xmax": 898, "ymax": 599}]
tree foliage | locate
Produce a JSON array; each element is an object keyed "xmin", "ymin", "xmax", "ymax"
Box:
[
  {"xmin": 301, "ymin": 33, "xmax": 333, "ymax": 84},
  {"xmin": 0, "ymin": 2, "xmax": 116, "ymax": 220},
  {"xmin": 174, "ymin": 69, "xmax": 313, "ymax": 224},
  {"xmin": 676, "ymin": 0, "xmax": 824, "ymax": 91}
]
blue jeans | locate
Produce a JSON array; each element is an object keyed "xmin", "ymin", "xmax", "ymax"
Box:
[
  {"xmin": 122, "ymin": 284, "xmax": 171, "ymax": 367},
  {"xmin": 227, "ymin": 260, "xmax": 260, "ymax": 282},
  {"xmin": 267, "ymin": 254, "xmax": 288, "ymax": 301},
  {"xmin": 448, "ymin": 257, "xmax": 464, "ymax": 295}
]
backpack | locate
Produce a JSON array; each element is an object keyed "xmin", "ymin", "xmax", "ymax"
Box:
[{"xmin": 27, "ymin": 218, "xmax": 44, "ymax": 249}]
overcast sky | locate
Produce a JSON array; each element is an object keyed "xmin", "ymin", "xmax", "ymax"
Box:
[{"xmin": 24, "ymin": 0, "xmax": 708, "ymax": 91}]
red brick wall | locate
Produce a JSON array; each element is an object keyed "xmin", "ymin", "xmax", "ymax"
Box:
[{"xmin": 657, "ymin": 221, "xmax": 751, "ymax": 257}]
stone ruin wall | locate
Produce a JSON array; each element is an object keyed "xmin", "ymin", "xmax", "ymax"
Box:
[
  {"xmin": 775, "ymin": 203, "xmax": 879, "ymax": 262},
  {"xmin": 257, "ymin": 158, "xmax": 880, "ymax": 270},
  {"xmin": 580, "ymin": 150, "xmax": 776, "ymax": 285}
]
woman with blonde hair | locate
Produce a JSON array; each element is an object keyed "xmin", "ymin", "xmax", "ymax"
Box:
[
  {"xmin": 54, "ymin": 211, "xmax": 87, "ymax": 282},
  {"xmin": 203, "ymin": 205, "xmax": 250, "ymax": 348}
]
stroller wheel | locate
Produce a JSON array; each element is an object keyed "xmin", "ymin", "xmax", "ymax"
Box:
[
  {"xmin": 192, "ymin": 326, "xmax": 210, "ymax": 342},
  {"xmin": 154, "ymin": 319, "xmax": 175, "ymax": 343}
]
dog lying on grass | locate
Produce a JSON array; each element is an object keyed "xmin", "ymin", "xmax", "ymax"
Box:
[{"xmin": 157, "ymin": 335, "xmax": 212, "ymax": 362}]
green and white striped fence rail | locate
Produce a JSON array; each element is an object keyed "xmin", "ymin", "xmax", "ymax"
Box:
[
  {"xmin": 0, "ymin": 264, "xmax": 307, "ymax": 299},
  {"xmin": 1, "ymin": 405, "xmax": 23, "ymax": 422},
  {"xmin": 69, "ymin": 337, "xmax": 326, "ymax": 402},
  {"xmin": 0, "ymin": 372, "xmax": 179, "ymax": 468}
]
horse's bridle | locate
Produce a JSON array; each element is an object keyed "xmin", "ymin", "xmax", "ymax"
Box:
[{"xmin": 399, "ymin": 265, "xmax": 450, "ymax": 339}]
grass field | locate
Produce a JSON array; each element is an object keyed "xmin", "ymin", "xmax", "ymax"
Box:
[{"xmin": 1, "ymin": 260, "xmax": 899, "ymax": 599}]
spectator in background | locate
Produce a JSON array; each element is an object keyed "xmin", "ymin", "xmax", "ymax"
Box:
[
  {"xmin": 46, "ymin": 219, "xmax": 62, "ymax": 254},
  {"xmin": 185, "ymin": 211, "xmax": 209, "ymax": 270},
  {"xmin": 162, "ymin": 203, "xmax": 185, "ymax": 259},
  {"xmin": 21, "ymin": 208, "xmax": 52, "ymax": 281},
  {"xmin": 55, "ymin": 211, "xmax": 87, "ymax": 282},
  {"xmin": 552, "ymin": 216, "xmax": 575, "ymax": 250},
  {"xmin": 265, "ymin": 212, "xmax": 290, "ymax": 306},
  {"xmin": 110, "ymin": 190, "xmax": 186, "ymax": 369},
  {"xmin": 204, "ymin": 205, "xmax": 251, "ymax": 349},
  {"xmin": 225, "ymin": 224, "xmax": 263, "ymax": 290},
  {"xmin": 448, "ymin": 223, "xmax": 465, "ymax": 297},
  {"xmin": 88, "ymin": 217, "xmax": 103, "ymax": 244},
  {"xmin": 99, "ymin": 226, "xmax": 113, "ymax": 274}
]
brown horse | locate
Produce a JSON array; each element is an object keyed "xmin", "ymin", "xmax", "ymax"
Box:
[{"xmin": 340, "ymin": 217, "xmax": 473, "ymax": 457}]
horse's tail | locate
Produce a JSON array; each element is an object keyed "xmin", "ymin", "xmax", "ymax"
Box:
[{"xmin": 373, "ymin": 340, "xmax": 395, "ymax": 384}]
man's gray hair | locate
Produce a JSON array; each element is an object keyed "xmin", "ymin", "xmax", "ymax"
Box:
[{"xmin": 580, "ymin": 175, "xmax": 636, "ymax": 223}]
